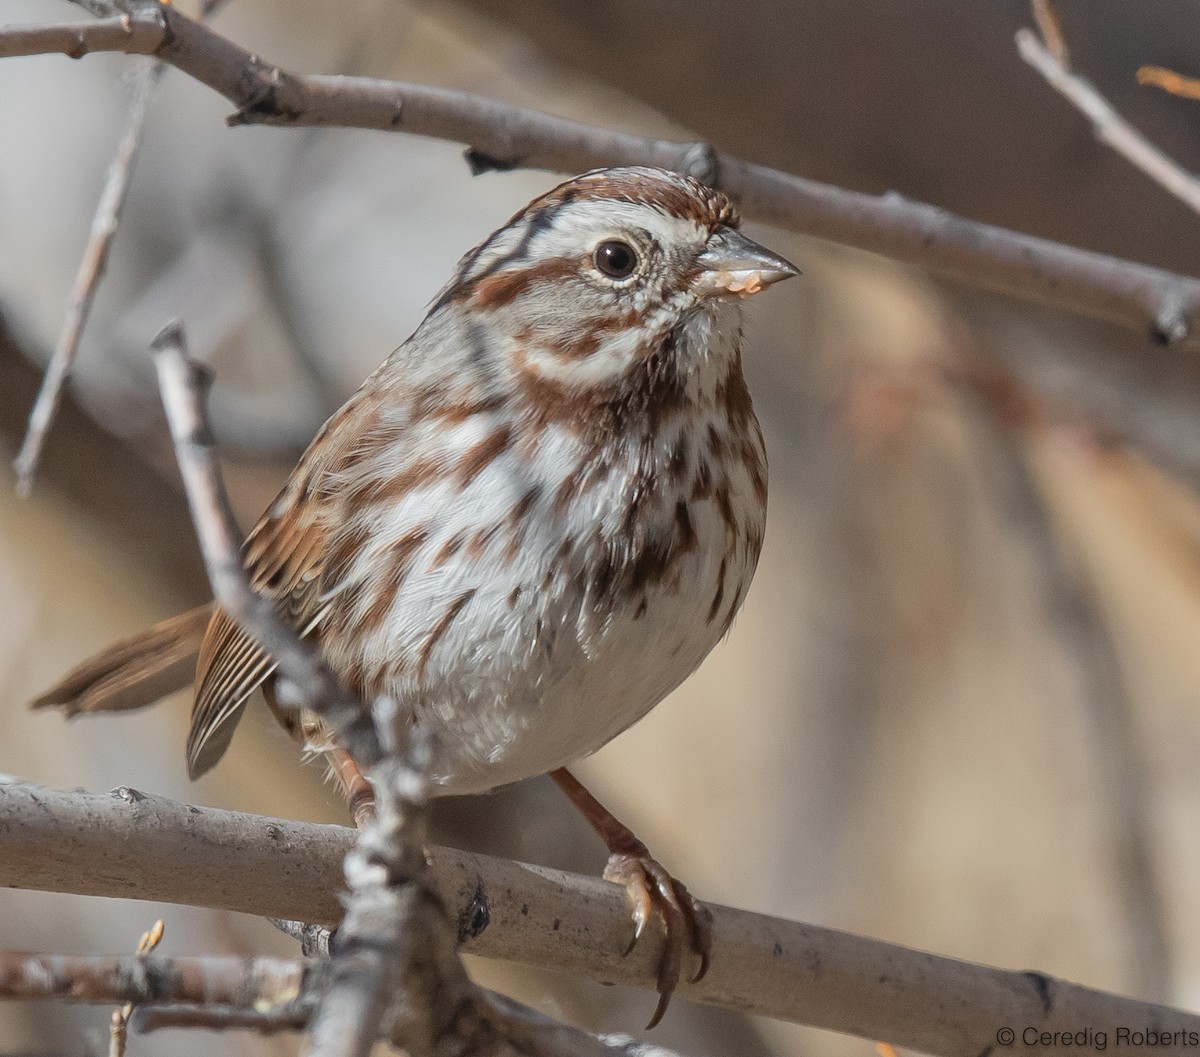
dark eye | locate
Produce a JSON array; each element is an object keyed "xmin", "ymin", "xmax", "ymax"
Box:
[{"xmin": 593, "ymin": 240, "xmax": 638, "ymax": 279}]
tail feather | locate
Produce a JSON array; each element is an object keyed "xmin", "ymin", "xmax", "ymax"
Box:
[{"xmin": 31, "ymin": 604, "xmax": 214, "ymax": 717}]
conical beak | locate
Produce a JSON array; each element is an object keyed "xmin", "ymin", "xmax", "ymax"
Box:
[{"xmin": 693, "ymin": 228, "xmax": 800, "ymax": 298}]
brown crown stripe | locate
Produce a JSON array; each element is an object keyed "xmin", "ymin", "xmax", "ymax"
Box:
[
  {"xmin": 418, "ymin": 590, "xmax": 476, "ymax": 681},
  {"xmin": 532, "ymin": 168, "xmax": 739, "ymax": 232},
  {"xmin": 453, "ymin": 424, "xmax": 514, "ymax": 490}
]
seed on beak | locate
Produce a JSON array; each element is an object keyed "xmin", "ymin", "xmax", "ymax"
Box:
[{"xmin": 693, "ymin": 228, "xmax": 800, "ymax": 298}]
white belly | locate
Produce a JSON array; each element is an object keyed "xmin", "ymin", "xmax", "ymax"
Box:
[{"xmin": 322, "ymin": 408, "xmax": 766, "ymax": 796}]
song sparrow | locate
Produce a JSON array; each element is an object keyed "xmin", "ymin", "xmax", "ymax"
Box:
[{"xmin": 35, "ymin": 166, "xmax": 797, "ymax": 1024}]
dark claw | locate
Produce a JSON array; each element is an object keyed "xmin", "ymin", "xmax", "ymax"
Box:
[{"xmin": 603, "ymin": 851, "xmax": 712, "ymax": 1028}]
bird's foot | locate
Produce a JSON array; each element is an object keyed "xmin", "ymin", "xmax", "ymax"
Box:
[{"xmin": 604, "ymin": 846, "xmax": 713, "ymax": 1029}]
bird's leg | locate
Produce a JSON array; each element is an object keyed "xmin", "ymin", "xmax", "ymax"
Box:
[
  {"xmin": 549, "ymin": 767, "xmax": 712, "ymax": 1028},
  {"xmin": 325, "ymin": 745, "xmax": 377, "ymax": 829}
]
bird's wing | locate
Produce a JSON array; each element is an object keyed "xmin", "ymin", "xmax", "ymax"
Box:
[
  {"xmin": 185, "ymin": 387, "xmax": 385, "ymax": 779},
  {"xmin": 186, "ymin": 505, "xmax": 329, "ymax": 779}
]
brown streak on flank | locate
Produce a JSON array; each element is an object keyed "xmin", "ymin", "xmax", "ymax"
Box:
[
  {"xmin": 543, "ymin": 538, "xmax": 573, "ymax": 591},
  {"xmin": 508, "ymin": 484, "xmax": 542, "ymax": 527},
  {"xmin": 418, "ymin": 590, "xmax": 476, "ymax": 681},
  {"xmin": 624, "ymin": 527, "xmax": 679, "ymax": 597},
  {"xmin": 691, "ymin": 461, "xmax": 714, "ymax": 500},
  {"xmin": 720, "ymin": 578, "xmax": 747, "ymax": 638},
  {"xmin": 457, "ymin": 424, "xmax": 514, "ymax": 488},
  {"xmin": 355, "ymin": 455, "xmax": 444, "ymax": 506},
  {"xmin": 715, "ymin": 485, "xmax": 739, "ymax": 538},
  {"xmin": 431, "ymin": 530, "xmax": 467, "ymax": 568},
  {"xmin": 325, "ymin": 523, "xmax": 372, "ymax": 590},
  {"xmin": 357, "ymin": 574, "xmax": 397, "ymax": 634},
  {"xmin": 553, "ymin": 465, "xmax": 586, "ymax": 517},
  {"xmin": 675, "ymin": 501, "xmax": 697, "ymax": 552},
  {"xmin": 503, "ymin": 487, "xmax": 541, "ymax": 563},
  {"xmin": 707, "ymin": 424, "xmax": 729, "ymax": 460},
  {"xmin": 708, "ymin": 556, "xmax": 728, "ymax": 623},
  {"xmin": 751, "ymin": 468, "xmax": 768, "ymax": 506},
  {"xmin": 718, "ymin": 363, "xmax": 755, "ymax": 428},
  {"xmin": 467, "ymin": 522, "xmax": 502, "ymax": 559},
  {"xmin": 471, "ymin": 257, "xmax": 580, "ymax": 311},
  {"xmin": 389, "ymin": 526, "xmax": 430, "ymax": 579},
  {"xmin": 507, "ymin": 586, "xmax": 522, "ymax": 608},
  {"xmin": 415, "ymin": 390, "xmax": 506, "ymax": 425},
  {"xmin": 667, "ymin": 436, "xmax": 688, "ymax": 484}
]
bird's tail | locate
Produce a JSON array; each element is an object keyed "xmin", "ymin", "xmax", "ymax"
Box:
[{"xmin": 31, "ymin": 604, "xmax": 214, "ymax": 717}]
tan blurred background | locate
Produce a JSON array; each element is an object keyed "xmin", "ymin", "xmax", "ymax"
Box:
[{"xmin": 3, "ymin": 1, "xmax": 1200, "ymax": 1054}]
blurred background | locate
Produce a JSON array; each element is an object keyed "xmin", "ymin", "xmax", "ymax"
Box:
[{"xmin": 3, "ymin": 0, "xmax": 1200, "ymax": 1054}]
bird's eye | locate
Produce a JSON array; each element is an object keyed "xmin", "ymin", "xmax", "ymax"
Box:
[{"xmin": 593, "ymin": 240, "xmax": 639, "ymax": 279}]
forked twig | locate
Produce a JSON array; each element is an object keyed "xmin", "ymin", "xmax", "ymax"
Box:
[{"xmin": 1017, "ymin": 21, "xmax": 1200, "ymax": 217}]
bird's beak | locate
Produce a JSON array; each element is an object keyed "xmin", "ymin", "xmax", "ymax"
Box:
[{"xmin": 693, "ymin": 228, "xmax": 800, "ymax": 298}]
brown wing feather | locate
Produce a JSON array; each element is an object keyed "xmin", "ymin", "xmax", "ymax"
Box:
[
  {"xmin": 186, "ymin": 383, "xmax": 387, "ymax": 779},
  {"xmin": 187, "ymin": 510, "xmax": 329, "ymax": 779}
]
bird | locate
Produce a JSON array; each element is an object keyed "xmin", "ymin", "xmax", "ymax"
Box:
[{"xmin": 34, "ymin": 165, "xmax": 798, "ymax": 1025}]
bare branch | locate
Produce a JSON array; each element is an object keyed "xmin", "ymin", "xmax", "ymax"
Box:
[
  {"xmin": 1017, "ymin": 28, "xmax": 1200, "ymax": 219},
  {"xmin": 2, "ymin": 779, "xmax": 1198, "ymax": 1055},
  {"xmin": 0, "ymin": 948, "xmax": 690, "ymax": 1057},
  {"xmin": 4, "ymin": 7, "xmax": 1200, "ymax": 343},
  {"xmin": 134, "ymin": 1003, "xmax": 310, "ymax": 1034},
  {"xmin": 0, "ymin": 949, "xmax": 307, "ymax": 1009}
]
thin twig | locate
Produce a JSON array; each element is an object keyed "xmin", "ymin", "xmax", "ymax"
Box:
[
  {"xmin": 1139, "ymin": 66, "xmax": 1200, "ymax": 103},
  {"xmin": 133, "ymin": 1003, "xmax": 312, "ymax": 1033},
  {"xmin": 1030, "ymin": 0, "xmax": 1070, "ymax": 68},
  {"xmin": 11, "ymin": 0, "xmax": 231, "ymax": 496},
  {"xmin": 4, "ymin": 6, "xmax": 1200, "ymax": 343},
  {"xmin": 1017, "ymin": 27, "xmax": 1200, "ymax": 218},
  {"xmin": 109, "ymin": 919, "xmax": 165, "ymax": 1057},
  {"xmin": 12, "ymin": 58, "xmax": 160, "ymax": 496},
  {"xmin": 2, "ymin": 779, "xmax": 1198, "ymax": 1055}
]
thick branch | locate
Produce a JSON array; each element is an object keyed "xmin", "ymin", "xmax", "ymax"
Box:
[
  {"xmin": 5, "ymin": 6, "xmax": 1200, "ymax": 343},
  {"xmin": 2, "ymin": 779, "xmax": 1198, "ymax": 1056}
]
